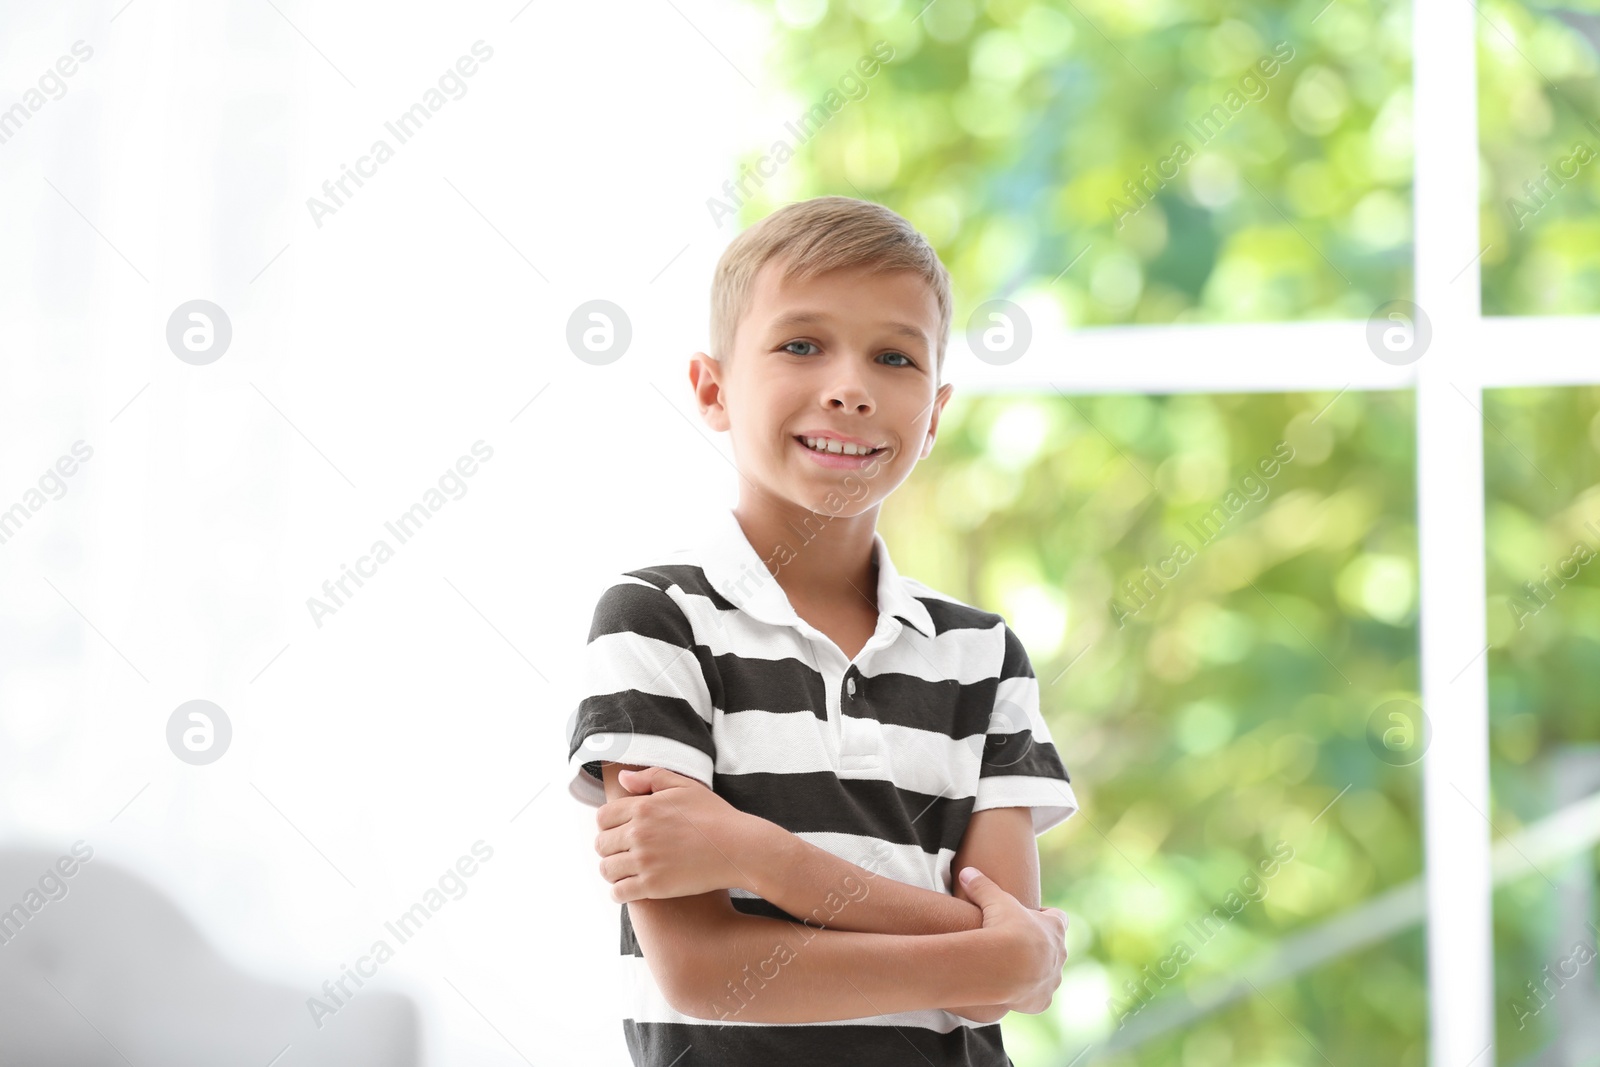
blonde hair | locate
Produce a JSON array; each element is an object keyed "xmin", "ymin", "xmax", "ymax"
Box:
[{"xmin": 709, "ymin": 196, "xmax": 951, "ymax": 380}]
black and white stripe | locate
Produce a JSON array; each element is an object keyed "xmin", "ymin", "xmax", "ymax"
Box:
[{"xmin": 567, "ymin": 509, "xmax": 1077, "ymax": 1066}]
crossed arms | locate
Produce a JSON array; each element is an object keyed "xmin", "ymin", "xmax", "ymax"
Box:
[{"xmin": 593, "ymin": 760, "xmax": 1069, "ymax": 1025}]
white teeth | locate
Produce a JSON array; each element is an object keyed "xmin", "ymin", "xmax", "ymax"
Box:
[{"xmin": 801, "ymin": 436, "xmax": 879, "ymax": 456}]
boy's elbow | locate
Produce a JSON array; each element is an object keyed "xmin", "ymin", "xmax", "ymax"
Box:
[
  {"xmin": 659, "ymin": 934, "xmax": 757, "ymax": 1022},
  {"xmin": 663, "ymin": 982, "xmax": 718, "ymax": 1020},
  {"xmin": 654, "ymin": 950, "xmax": 724, "ymax": 1020},
  {"xmin": 630, "ymin": 898, "xmax": 730, "ymax": 1020},
  {"xmin": 650, "ymin": 952, "xmax": 703, "ymax": 1017}
]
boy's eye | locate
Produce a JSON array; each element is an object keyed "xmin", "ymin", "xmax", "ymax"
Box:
[{"xmin": 781, "ymin": 341, "xmax": 916, "ymax": 367}]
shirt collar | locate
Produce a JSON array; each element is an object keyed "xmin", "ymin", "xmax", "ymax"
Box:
[{"xmin": 697, "ymin": 507, "xmax": 934, "ymax": 640}]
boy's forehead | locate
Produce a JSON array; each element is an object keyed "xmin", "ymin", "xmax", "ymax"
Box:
[{"xmin": 743, "ymin": 259, "xmax": 939, "ymax": 340}]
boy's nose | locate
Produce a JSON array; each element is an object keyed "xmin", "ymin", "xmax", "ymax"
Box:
[{"xmin": 826, "ymin": 387, "xmax": 873, "ymax": 414}]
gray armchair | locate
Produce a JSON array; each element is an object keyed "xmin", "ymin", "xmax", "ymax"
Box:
[{"xmin": 0, "ymin": 846, "xmax": 420, "ymax": 1066}]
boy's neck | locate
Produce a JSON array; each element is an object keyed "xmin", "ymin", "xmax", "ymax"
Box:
[{"xmin": 731, "ymin": 501, "xmax": 881, "ymax": 614}]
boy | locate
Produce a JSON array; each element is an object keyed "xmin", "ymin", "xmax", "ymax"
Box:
[{"xmin": 566, "ymin": 196, "xmax": 1078, "ymax": 1066}]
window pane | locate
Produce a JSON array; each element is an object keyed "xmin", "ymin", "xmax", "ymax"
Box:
[
  {"xmin": 737, "ymin": 2, "xmax": 1413, "ymax": 324},
  {"xmin": 1478, "ymin": 3, "xmax": 1600, "ymax": 313},
  {"xmin": 881, "ymin": 389, "xmax": 1426, "ymax": 1064},
  {"xmin": 1483, "ymin": 386, "xmax": 1600, "ymax": 1062}
]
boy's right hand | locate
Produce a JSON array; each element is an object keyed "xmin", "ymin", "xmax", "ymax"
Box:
[{"xmin": 958, "ymin": 866, "xmax": 1069, "ymax": 1015}]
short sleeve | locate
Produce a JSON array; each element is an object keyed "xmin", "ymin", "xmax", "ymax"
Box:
[
  {"xmin": 566, "ymin": 575, "xmax": 717, "ymax": 809},
  {"xmin": 973, "ymin": 622, "xmax": 1079, "ymax": 836}
]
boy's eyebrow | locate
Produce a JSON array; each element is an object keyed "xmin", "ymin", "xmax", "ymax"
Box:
[{"xmin": 767, "ymin": 310, "xmax": 929, "ymax": 346}]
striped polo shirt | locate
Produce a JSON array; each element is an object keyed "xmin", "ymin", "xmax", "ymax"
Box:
[{"xmin": 566, "ymin": 506, "xmax": 1078, "ymax": 1067}]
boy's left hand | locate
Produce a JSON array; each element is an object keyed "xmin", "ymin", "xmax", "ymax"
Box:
[{"xmin": 594, "ymin": 766, "xmax": 766, "ymax": 903}]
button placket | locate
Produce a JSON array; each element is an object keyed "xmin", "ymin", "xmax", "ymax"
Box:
[
  {"xmin": 805, "ymin": 617, "xmax": 899, "ymax": 773},
  {"xmin": 835, "ymin": 662, "xmax": 853, "ymax": 763},
  {"xmin": 839, "ymin": 665, "xmax": 879, "ymax": 766},
  {"xmin": 815, "ymin": 645, "xmax": 848, "ymax": 771}
]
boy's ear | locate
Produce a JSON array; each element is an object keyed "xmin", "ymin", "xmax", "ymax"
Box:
[
  {"xmin": 688, "ymin": 351, "xmax": 729, "ymax": 431},
  {"xmin": 920, "ymin": 381, "xmax": 955, "ymax": 459}
]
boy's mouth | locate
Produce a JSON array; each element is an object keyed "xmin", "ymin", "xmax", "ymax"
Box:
[
  {"xmin": 794, "ymin": 434, "xmax": 884, "ymax": 457},
  {"xmin": 793, "ymin": 435, "xmax": 889, "ymax": 469}
]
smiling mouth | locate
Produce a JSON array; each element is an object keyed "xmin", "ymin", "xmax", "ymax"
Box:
[{"xmin": 794, "ymin": 435, "xmax": 886, "ymax": 457}]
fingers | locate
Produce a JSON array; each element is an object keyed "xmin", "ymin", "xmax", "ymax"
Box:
[
  {"xmin": 598, "ymin": 850, "xmax": 636, "ymax": 887},
  {"xmin": 609, "ymin": 875, "xmax": 645, "ymax": 904},
  {"xmin": 618, "ymin": 766, "xmax": 695, "ymax": 792},
  {"xmin": 594, "ymin": 797, "xmax": 638, "ymax": 831},
  {"xmin": 593, "ymin": 825, "xmax": 628, "ymax": 857},
  {"xmin": 1032, "ymin": 905, "xmax": 1069, "ymax": 933},
  {"xmin": 956, "ymin": 866, "xmax": 1001, "ymax": 899},
  {"xmin": 616, "ymin": 767, "xmax": 654, "ymax": 793}
]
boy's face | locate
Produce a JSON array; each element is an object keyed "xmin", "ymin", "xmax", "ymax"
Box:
[{"xmin": 691, "ymin": 258, "xmax": 954, "ymax": 517}]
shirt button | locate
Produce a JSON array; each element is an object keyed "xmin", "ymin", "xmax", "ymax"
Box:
[{"xmin": 847, "ymin": 678, "xmax": 857, "ymax": 697}]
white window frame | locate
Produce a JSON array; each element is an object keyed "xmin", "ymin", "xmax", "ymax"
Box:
[{"xmin": 950, "ymin": 1, "xmax": 1593, "ymax": 1060}]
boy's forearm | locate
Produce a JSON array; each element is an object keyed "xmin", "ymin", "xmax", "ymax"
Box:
[
  {"xmin": 727, "ymin": 818, "xmax": 1009, "ymax": 1023},
  {"xmin": 678, "ymin": 906, "xmax": 1004, "ymax": 1023},
  {"xmin": 742, "ymin": 818, "xmax": 983, "ymax": 937}
]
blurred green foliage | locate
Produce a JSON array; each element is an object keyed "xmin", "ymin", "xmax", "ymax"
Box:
[
  {"xmin": 880, "ymin": 390, "xmax": 1426, "ymax": 1065},
  {"xmin": 743, "ymin": 0, "xmax": 1428, "ymax": 1059},
  {"xmin": 737, "ymin": 1, "xmax": 1600, "ymax": 1060},
  {"xmin": 1482, "ymin": 386, "xmax": 1600, "ymax": 1064},
  {"xmin": 1478, "ymin": 2, "xmax": 1600, "ymax": 314},
  {"xmin": 737, "ymin": 0, "xmax": 1413, "ymax": 327}
]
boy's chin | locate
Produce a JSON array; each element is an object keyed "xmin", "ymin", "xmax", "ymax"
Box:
[{"xmin": 786, "ymin": 485, "xmax": 887, "ymax": 518}]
